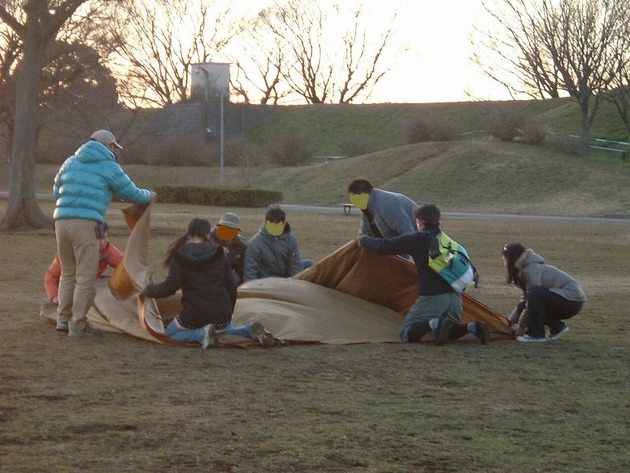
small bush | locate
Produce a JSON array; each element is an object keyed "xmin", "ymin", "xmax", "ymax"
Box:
[
  {"xmin": 485, "ymin": 107, "xmax": 525, "ymax": 142},
  {"xmin": 268, "ymin": 133, "xmax": 312, "ymax": 166},
  {"xmin": 430, "ymin": 123, "xmax": 458, "ymax": 142},
  {"xmin": 337, "ymin": 135, "xmax": 370, "ymax": 157},
  {"xmin": 154, "ymin": 185, "xmax": 282, "ymax": 207},
  {"xmin": 404, "ymin": 118, "xmax": 432, "ymax": 143},
  {"xmin": 544, "ymin": 134, "xmax": 585, "ymax": 156},
  {"xmin": 404, "ymin": 117, "xmax": 457, "ymax": 144},
  {"xmin": 522, "ymin": 120, "xmax": 549, "ymax": 146}
]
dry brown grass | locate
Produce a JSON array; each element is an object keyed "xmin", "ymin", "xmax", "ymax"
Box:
[{"xmin": 1, "ymin": 199, "xmax": 629, "ymax": 473}]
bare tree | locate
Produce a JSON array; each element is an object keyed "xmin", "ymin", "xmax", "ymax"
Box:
[
  {"xmin": 241, "ymin": 1, "xmax": 398, "ymax": 105},
  {"xmin": 230, "ymin": 43, "xmax": 289, "ymax": 105},
  {"xmin": 474, "ymin": 0, "xmax": 630, "ymax": 147},
  {"xmin": 1, "ymin": 0, "xmax": 89, "ymax": 230},
  {"xmin": 0, "ymin": 2, "xmax": 121, "ymax": 149},
  {"xmin": 472, "ymin": 3, "xmax": 562, "ymax": 99},
  {"xmin": 112, "ymin": 0, "xmax": 241, "ymax": 107},
  {"xmin": 604, "ymin": 60, "xmax": 630, "ymax": 142}
]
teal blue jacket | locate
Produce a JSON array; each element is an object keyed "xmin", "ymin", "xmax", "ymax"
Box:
[{"xmin": 53, "ymin": 141, "xmax": 151, "ymax": 223}]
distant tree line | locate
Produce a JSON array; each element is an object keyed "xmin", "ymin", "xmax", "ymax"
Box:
[{"xmin": 473, "ymin": 0, "xmax": 630, "ymax": 146}]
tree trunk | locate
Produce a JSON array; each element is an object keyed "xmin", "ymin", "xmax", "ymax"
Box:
[{"xmin": 0, "ymin": 8, "xmax": 53, "ymax": 232}]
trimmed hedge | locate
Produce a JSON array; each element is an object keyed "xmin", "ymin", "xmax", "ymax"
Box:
[{"xmin": 154, "ymin": 185, "xmax": 283, "ymax": 207}]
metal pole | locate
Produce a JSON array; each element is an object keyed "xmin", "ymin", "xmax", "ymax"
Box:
[{"xmin": 220, "ymin": 93, "xmax": 224, "ymax": 184}]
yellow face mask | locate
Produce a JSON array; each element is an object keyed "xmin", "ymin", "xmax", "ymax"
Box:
[
  {"xmin": 265, "ymin": 222, "xmax": 285, "ymax": 236},
  {"xmin": 217, "ymin": 225, "xmax": 239, "ymax": 241},
  {"xmin": 349, "ymin": 193, "xmax": 369, "ymax": 210}
]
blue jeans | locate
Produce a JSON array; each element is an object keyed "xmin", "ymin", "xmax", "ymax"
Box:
[
  {"xmin": 400, "ymin": 293, "xmax": 462, "ymax": 343},
  {"xmin": 165, "ymin": 319, "xmax": 206, "ymax": 343},
  {"xmin": 165, "ymin": 319, "xmax": 257, "ymax": 344},
  {"xmin": 526, "ymin": 286, "xmax": 583, "ymax": 337}
]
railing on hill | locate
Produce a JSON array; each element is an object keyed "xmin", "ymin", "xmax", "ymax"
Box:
[{"xmin": 549, "ymin": 132, "xmax": 629, "ymax": 164}]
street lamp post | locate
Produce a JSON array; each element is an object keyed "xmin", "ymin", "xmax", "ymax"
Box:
[{"xmin": 219, "ymin": 92, "xmax": 224, "ymax": 184}]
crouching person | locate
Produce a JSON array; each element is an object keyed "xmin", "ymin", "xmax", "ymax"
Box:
[
  {"xmin": 143, "ymin": 218, "xmax": 275, "ymax": 348},
  {"xmin": 358, "ymin": 203, "xmax": 489, "ymax": 346}
]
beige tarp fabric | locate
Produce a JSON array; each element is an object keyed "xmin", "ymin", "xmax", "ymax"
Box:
[{"xmin": 40, "ymin": 204, "xmax": 511, "ymax": 346}]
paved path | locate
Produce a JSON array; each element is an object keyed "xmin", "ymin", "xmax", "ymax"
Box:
[
  {"xmin": 2, "ymin": 192, "xmax": 629, "ymax": 225},
  {"xmin": 281, "ymin": 204, "xmax": 630, "ymax": 226}
]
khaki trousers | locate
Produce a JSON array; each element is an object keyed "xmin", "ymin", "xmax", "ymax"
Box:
[{"xmin": 55, "ymin": 219, "xmax": 99, "ymax": 333}]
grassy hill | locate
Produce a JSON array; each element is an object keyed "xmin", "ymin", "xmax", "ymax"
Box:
[
  {"xmin": 12, "ymin": 138, "xmax": 630, "ymax": 219},
  {"xmin": 247, "ymin": 98, "xmax": 628, "ymax": 156},
  {"xmin": 3, "ymin": 98, "xmax": 629, "ymax": 219}
]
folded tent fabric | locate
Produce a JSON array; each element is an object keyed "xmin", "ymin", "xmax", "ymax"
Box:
[{"xmin": 40, "ymin": 204, "xmax": 511, "ymax": 345}]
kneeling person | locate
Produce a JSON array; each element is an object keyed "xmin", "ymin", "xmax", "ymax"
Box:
[{"xmin": 358, "ymin": 203, "xmax": 489, "ymax": 345}]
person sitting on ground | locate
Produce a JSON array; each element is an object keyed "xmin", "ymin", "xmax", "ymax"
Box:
[
  {"xmin": 358, "ymin": 203, "xmax": 490, "ymax": 346},
  {"xmin": 45, "ymin": 222, "xmax": 123, "ymax": 305},
  {"xmin": 143, "ymin": 218, "xmax": 275, "ymax": 349},
  {"xmin": 243, "ymin": 205, "xmax": 312, "ymax": 282},
  {"xmin": 209, "ymin": 212, "xmax": 248, "ymax": 285},
  {"xmin": 502, "ymin": 243, "xmax": 586, "ymax": 343},
  {"xmin": 347, "ymin": 178, "xmax": 418, "ymax": 239}
]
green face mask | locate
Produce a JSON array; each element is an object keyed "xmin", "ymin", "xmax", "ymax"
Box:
[
  {"xmin": 350, "ymin": 193, "xmax": 369, "ymax": 210},
  {"xmin": 265, "ymin": 222, "xmax": 284, "ymax": 236}
]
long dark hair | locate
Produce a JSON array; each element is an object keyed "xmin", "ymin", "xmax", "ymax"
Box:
[
  {"xmin": 502, "ymin": 243, "xmax": 526, "ymax": 289},
  {"xmin": 163, "ymin": 218, "xmax": 211, "ymax": 266}
]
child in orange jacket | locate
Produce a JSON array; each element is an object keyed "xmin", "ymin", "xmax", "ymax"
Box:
[{"xmin": 45, "ymin": 224, "xmax": 123, "ymax": 304}]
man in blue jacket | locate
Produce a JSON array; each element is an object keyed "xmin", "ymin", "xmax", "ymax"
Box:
[{"xmin": 53, "ymin": 130, "xmax": 156, "ymax": 337}]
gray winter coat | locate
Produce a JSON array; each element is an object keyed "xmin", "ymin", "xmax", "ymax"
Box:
[
  {"xmin": 509, "ymin": 249, "xmax": 586, "ymax": 323},
  {"xmin": 243, "ymin": 223, "xmax": 303, "ymax": 282},
  {"xmin": 359, "ymin": 188, "xmax": 417, "ymax": 239}
]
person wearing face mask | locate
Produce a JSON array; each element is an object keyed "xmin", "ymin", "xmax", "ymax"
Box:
[
  {"xmin": 208, "ymin": 212, "xmax": 248, "ymax": 285},
  {"xmin": 347, "ymin": 178, "xmax": 418, "ymax": 239},
  {"xmin": 243, "ymin": 205, "xmax": 311, "ymax": 282}
]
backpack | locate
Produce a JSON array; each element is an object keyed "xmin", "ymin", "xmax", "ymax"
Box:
[{"xmin": 427, "ymin": 231, "xmax": 478, "ymax": 293}]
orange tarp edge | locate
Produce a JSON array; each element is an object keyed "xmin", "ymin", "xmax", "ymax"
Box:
[{"xmin": 40, "ymin": 204, "xmax": 512, "ymax": 346}]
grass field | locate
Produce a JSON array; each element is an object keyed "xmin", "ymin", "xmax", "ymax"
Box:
[{"xmin": 1, "ymin": 195, "xmax": 629, "ymax": 472}]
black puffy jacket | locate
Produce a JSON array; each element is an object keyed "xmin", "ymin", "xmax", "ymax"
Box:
[{"xmin": 144, "ymin": 241, "xmax": 237, "ymax": 328}]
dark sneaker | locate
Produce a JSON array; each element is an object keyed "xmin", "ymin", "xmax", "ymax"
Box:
[
  {"xmin": 547, "ymin": 324, "xmax": 570, "ymax": 341},
  {"xmin": 56, "ymin": 321, "xmax": 69, "ymax": 332},
  {"xmin": 68, "ymin": 323, "xmax": 100, "ymax": 338},
  {"xmin": 201, "ymin": 324, "xmax": 217, "ymax": 349},
  {"xmin": 473, "ymin": 321, "xmax": 490, "ymax": 344},
  {"xmin": 433, "ymin": 318, "xmax": 456, "ymax": 346},
  {"xmin": 250, "ymin": 321, "xmax": 276, "ymax": 348},
  {"xmin": 516, "ymin": 334, "xmax": 546, "ymax": 343}
]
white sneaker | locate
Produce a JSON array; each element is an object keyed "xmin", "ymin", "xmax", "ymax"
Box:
[
  {"xmin": 516, "ymin": 334, "xmax": 547, "ymax": 343},
  {"xmin": 201, "ymin": 324, "xmax": 217, "ymax": 349},
  {"xmin": 547, "ymin": 324, "xmax": 570, "ymax": 341}
]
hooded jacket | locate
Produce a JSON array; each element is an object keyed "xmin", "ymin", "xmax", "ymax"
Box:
[
  {"xmin": 359, "ymin": 188, "xmax": 417, "ymax": 239},
  {"xmin": 53, "ymin": 140, "xmax": 152, "ymax": 224},
  {"xmin": 143, "ymin": 241, "xmax": 236, "ymax": 328},
  {"xmin": 515, "ymin": 249, "xmax": 586, "ymax": 302},
  {"xmin": 243, "ymin": 223, "xmax": 303, "ymax": 282}
]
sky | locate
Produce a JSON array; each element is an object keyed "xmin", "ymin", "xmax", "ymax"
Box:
[
  {"xmin": 367, "ymin": 0, "xmax": 510, "ymax": 103},
  {"xmin": 240, "ymin": 0, "xmax": 512, "ymax": 104}
]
